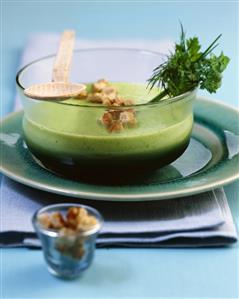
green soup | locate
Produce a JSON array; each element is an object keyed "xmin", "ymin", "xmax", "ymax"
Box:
[{"xmin": 23, "ymin": 83, "xmax": 193, "ymax": 180}]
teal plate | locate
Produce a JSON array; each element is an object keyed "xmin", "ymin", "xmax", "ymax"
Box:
[{"xmin": 1, "ymin": 97, "xmax": 239, "ymax": 201}]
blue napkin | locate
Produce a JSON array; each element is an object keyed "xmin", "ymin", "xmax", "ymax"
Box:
[
  {"xmin": 1, "ymin": 34, "xmax": 237, "ymax": 247},
  {"xmin": 0, "ymin": 177, "xmax": 237, "ymax": 247}
]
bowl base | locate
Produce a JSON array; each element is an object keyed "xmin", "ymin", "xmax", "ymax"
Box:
[{"xmin": 29, "ymin": 141, "xmax": 190, "ymax": 185}]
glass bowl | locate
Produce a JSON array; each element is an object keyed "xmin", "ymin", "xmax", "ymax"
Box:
[{"xmin": 16, "ymin": 49, "xmax": 196, "ymax": 181}]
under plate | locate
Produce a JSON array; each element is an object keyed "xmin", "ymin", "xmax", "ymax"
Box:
[{"xmin": 1, "ymin": 97, "xmax": 239, "ymax": 201}]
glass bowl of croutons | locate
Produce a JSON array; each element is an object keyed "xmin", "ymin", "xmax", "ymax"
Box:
[
  {"xmin": 32, "ymin": 203, "xmax": 103, "ymax": 279},
  {"xmin": 17, "ymin": 49, "xmax": 195, "ymax": 181}
]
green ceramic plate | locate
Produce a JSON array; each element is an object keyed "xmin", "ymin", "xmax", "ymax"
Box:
[{"xmin": 1, "ymin": 97, "xmax": 239, "ymax": 201}]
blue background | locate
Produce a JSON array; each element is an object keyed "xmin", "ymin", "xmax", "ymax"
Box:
[{"xmin": 1, "ymin": 1, "xmax": 239, "ymax": 298}]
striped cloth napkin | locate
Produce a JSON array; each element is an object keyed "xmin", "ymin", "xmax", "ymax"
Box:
[{"xmin": 0, "ymin": 33, "xmax": 237, "ymax": 247}]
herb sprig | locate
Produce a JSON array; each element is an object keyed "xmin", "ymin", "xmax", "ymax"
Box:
[{"xmin": 148, "ymin": 25, "xmax": 230, "ymax": 101}]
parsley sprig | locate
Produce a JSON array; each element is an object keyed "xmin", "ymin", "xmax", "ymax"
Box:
[{"xmin": 148, "ymin": 25, "xmax": 230, "ymax": 102}]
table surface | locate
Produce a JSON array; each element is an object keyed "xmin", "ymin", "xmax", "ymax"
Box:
[{"xmin": 1, "ymin": 1, "xmax": 239, "ymax": 298}]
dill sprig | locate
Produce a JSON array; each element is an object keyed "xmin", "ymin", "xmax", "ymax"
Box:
[{"xmin": 148, "ymin": 24, "xmax": 230, "ymax": 102}]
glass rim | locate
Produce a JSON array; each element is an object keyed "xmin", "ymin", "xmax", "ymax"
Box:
[
  {"xmin": 16, "ymin": 47, "xmax": 197, "ymax": 109},
  {"xmin": 32, "ymin": 203, "xmax": 104, "ymax": 237}
]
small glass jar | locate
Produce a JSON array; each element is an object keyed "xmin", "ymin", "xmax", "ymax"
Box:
[{"xmin": 32, "ymin": 203, "xmax": 103, "ymax": 279}]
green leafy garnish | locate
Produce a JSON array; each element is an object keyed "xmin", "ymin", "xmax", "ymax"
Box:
[{"xmin": 148, "ymin": 24, "xmax": 230, "ymax": 101}]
